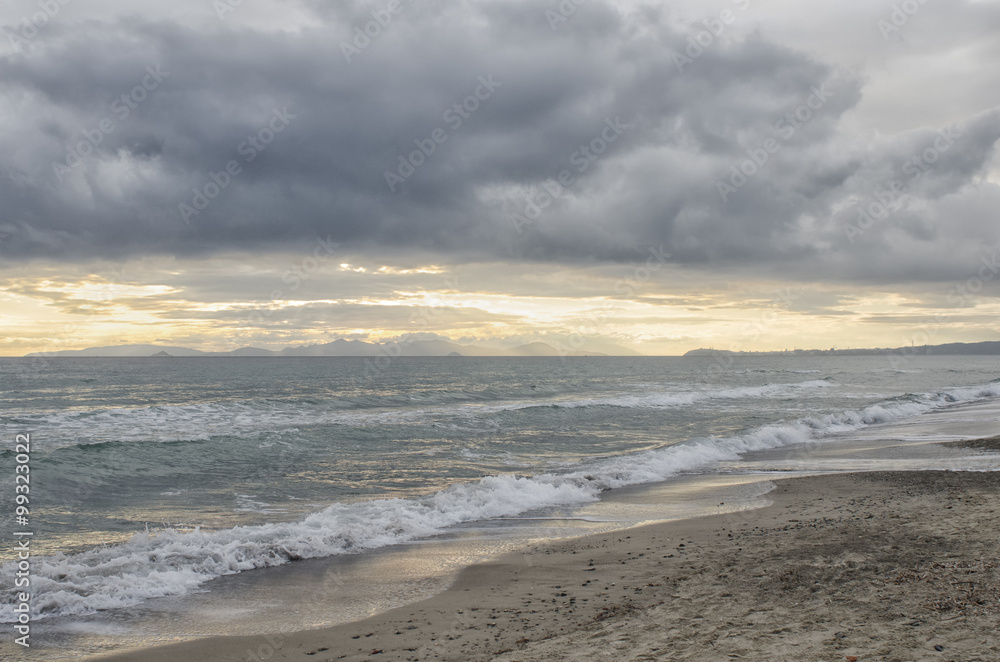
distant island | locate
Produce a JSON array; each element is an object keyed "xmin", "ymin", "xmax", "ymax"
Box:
[
  {"xmin": 684, "ymin": 341, "xmax": 1000, "ymax": 357},
  {"xmin": 23, "ymin": 338, "xmax": 641, "ymax": 358}
]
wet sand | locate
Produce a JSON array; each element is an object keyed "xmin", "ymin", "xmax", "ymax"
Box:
[
  {"xmin": 89, "ymin": 468, "xmax": 1000, "ymax": 662},
  {"xmin": 944, "ymin": 435, "xmax": 1000, "ymax": 452}
]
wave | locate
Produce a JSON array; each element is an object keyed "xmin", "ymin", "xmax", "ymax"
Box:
[
  {"xmin": 449, "ymin": 380, "xmax": 836, "ymax": 417},
  {"xmin": 2, "ymin": 379, "xmax": 837, "ymax": 451},
  {"xmin": 2, "ymin": 379, "xmax": 998, "ymax": 622}
]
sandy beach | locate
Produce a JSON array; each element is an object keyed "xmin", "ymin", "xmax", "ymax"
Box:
[{"xmin": 88, "ymin": 442, "xmax": 1000, "ymax": 662}]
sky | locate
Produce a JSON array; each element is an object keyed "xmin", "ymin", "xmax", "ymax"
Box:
[{"xmin": 2, "ymin": 0, "xmax": 1000, "ymax": 356}]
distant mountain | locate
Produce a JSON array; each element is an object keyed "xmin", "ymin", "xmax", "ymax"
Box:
[
  {"xmin": 25, "ymin": 344, "xmax": 210, "ymax": 357},
  {"xmin": 28, "ymin": 339, "xmax": 1000, "ymax": 359},
  {"xmin": 683, "ymin": 348, "xmax": 728, "ymax": 357},
  {"xmin": 512, "ymin": 341, "xmax": 568, "ymax": 356},
  {"xmin": 925, "ymin": 341, "xmax": 1000, "ymax": 355},
  {"xmin": 25, "ymin": 339, "xmax": 615, "ymax": 358}
]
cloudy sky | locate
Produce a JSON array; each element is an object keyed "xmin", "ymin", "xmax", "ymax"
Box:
[{"xmin": 2, "ymin": 0, "xmax": 1000, "ymax": 356}]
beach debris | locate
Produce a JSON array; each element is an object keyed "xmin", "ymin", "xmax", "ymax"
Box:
[{"xmin": 888, "ymin": 559, "xmax": 1000, "ymax": 615}]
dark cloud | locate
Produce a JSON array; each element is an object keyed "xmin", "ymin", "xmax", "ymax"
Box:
[{"xmin": 1, "ymin": 0, "xmax": 999, "ymax": 288}]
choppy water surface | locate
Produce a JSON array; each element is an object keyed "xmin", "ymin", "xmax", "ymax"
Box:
[{"xmin": 2, "ymin": 355, "xmax": 1000, "ymax": 656}]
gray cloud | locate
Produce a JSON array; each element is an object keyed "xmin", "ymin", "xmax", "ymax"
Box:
[{"xmin": 1, "ymin": 0, "xmax": 999, "ymax": 288}]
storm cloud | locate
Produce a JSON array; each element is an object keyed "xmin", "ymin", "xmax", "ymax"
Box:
[
  {"xmin": 3, "ymin": 0, "xmax": 1000, "ymax": 357},
  {"xmin": 1, "ymin": 0, "xmax": 997, "ymax": 284}
]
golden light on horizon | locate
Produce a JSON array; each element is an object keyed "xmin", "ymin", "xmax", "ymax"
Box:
[{"xmin": 2, "ymin": 258, "xmax": 998, "ymax": 357}]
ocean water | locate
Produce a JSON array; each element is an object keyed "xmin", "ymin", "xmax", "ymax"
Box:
[{"xmin": 2, "ymin": 355, "xmax": 1000, "ymax": 656}]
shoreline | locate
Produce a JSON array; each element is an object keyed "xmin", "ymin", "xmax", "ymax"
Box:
[
  {"xmin": 943, "ymin": 435, "xmax": 1000, "ymax": 451},
  {"xmin": 86, "ymin": 467, "xmax": 1000, "ymax": 662}
]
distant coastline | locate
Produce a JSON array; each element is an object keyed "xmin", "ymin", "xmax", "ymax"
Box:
[{"xmin": 684, "ymin": 340, "xmax": 1000, "ymax": 357}]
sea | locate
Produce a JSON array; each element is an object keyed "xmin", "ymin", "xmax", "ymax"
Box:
[{"xmin": 2, "ymin": 355, "xmax": 1000, "ymax": 658}]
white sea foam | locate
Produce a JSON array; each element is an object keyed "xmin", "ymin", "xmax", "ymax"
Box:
[
  {"xmin": 2, "ymin": 380, "xmax": 998, "ymax": 623},
  {"xmin": 461, "ymin": 379, "xmax": 835, "ymax": 416},
  {"xmin": 3, "ymin": 379, "xmax": 836, "ymax": 450}
]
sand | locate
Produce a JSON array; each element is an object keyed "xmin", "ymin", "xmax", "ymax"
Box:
[
  {"xmin": 89, "ymin": 469, "xmax": 1000, "ymax": 662},
  {"xmin": 943, "ymin": 435, "xmax": 1000, "ymax": 452}
]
